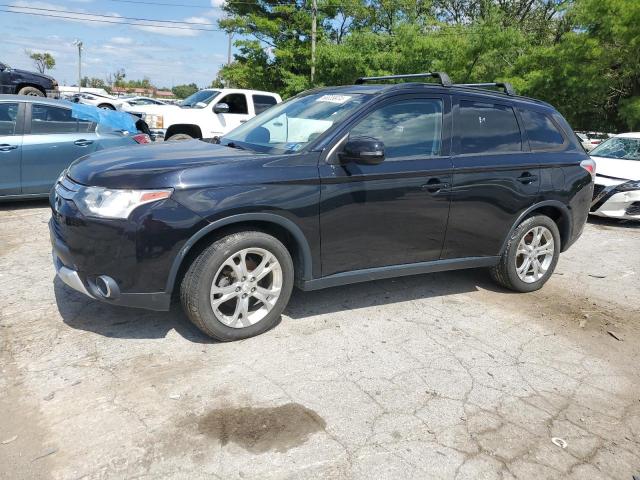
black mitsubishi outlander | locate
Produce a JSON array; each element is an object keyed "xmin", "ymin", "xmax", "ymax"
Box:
[{"xmin": 50, "ymin": 73, "xmax": 594, "ymax": 341}]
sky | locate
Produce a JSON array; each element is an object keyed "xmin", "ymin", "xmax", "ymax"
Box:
[{"xmin": 0, "ymin": 0, "xmax": 233, "ymax": 88}]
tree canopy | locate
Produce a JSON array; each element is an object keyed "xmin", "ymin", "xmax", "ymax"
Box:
[
  {"xmin": 216, "ymin": 0, "xmax": 640, "ymax": 131},
  {"xmin": 27, "ymin": 51, "xmax": 55, "ymax": 74}
]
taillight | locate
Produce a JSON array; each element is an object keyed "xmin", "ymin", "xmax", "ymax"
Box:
[
  {"xmin": 580, "ymin": 158, "xmax": 596, "ymax": 179},
  {"xmin": 133, "ymin": 134, "xmax": 151, "ymax": 144}
]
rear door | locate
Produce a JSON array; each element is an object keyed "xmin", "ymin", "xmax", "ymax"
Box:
[
  {"xmin": 21, "ymin": 103, "xmax": 99, "ymax": 194},
  {"xmin": 0, "ymin": 101, "xmax": 24, "ymax": 196},
  {"xmin": 442, "ymin": 97, "xmax": 540, "ymax": 259}
]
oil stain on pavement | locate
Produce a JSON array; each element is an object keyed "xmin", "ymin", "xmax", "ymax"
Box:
[{"xmin": 197, "ymin": 403, "xmax": 326, "ymax": 453}]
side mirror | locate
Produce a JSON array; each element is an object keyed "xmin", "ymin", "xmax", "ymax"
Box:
[
  {"xmin": 339, "ymin": 136, "xmax": 385, "ymax": 165},
  {"xmin": 213, "ymin": 102, "xmax": 230, "ymax": 114}
]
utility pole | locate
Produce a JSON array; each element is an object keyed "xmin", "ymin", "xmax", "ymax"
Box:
[
  {"xmin": 73, "ymin": 40, "xmax": 83, "ymax": 93},
  {"xmin": 311, "ymin": 0, "xmax": 317, "ymax": 84},
  {"xmin": 227, "ymin": 32, "xmax": 233, "ymax": 65}
]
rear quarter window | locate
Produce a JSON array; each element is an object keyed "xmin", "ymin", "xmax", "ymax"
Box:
[
  {"xmin": 519, "ymin": 109, "xmax": 565, "ymax": 150},
  {"xmin": 457, "ymin": 100, "xmax": 522, "ymax": 154},
  {"xmin": 253, "ymin": 95, "xmax": 278, "ymax": 115}
]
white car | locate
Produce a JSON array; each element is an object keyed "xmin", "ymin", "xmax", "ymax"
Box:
[
  {"xmin": 132, "ymin": 88, "xmax": 281, "ymax": 141},
  {"xmin": 117, "ymin": 96, "xmax": 169, "ymax": 112},
  {"xmin": 590, "ymin": 132, "xmax": 640, "ymax": 220},
  {"xmin": 71, "ymin": 92, "xmax": 121, "ymax": 110}
]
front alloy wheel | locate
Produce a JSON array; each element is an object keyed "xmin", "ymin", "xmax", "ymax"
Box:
[
  {"xmin": 181, "ymin": 231, "xmax": 294, "ymax": 341},
  {"xmin": 210, "ymin": 248, "xmax": 283, "ymax": 328}
]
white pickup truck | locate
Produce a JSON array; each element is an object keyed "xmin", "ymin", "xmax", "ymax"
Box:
[{"xmin": 131, "ymin": 88, "xmax": 282, "ymax": 141}]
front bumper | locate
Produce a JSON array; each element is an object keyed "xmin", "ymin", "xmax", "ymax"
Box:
[
  {"xmin": 51, "ymin": 222, "xmax": 171, "ymax": 310},
  {"xmin": 590, "ymin": 183, "xmax": 640, "ymax": 221}
]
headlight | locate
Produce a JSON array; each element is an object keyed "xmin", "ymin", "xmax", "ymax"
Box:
[
  {"xmin": 144, "ymin": 114, "xmax": 164, "ymax": 129},
  {"xmin": 75, "ymin": 187, "xmax": 173, "ymax": 219},
  {"xmin": 617, "ymin": 180, "xmax": 640, "ymax": 192}
]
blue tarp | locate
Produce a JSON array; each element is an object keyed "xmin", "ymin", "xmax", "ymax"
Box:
[{"xmin": 66, "ymin": 101, "xmax": 138, "ymax": 133}]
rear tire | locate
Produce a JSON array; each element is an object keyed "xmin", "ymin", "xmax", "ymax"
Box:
[
  {"xmin": 490, "ymin": 215, "xmax": 560, "ymax": 293},
  {"xmin": 167, "ymin": 133, "xmax": 193, "ymax": 141},
  {"xmin": 180, "ymin": 231, "xmax": 294, "ymax": 341},
  {"xmin": 17, "ymin": 86, "xmax": 44, "ymax": 97}
]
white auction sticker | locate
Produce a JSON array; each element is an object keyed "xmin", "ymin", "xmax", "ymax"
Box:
[{"xmin": 316, "ymin": 94, "xmax": 352, "ymax": 104}]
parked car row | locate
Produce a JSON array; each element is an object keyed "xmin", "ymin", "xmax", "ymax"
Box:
[{"xmin": 0, "ymin": 95, "xmax": 150, "ymax": 199}]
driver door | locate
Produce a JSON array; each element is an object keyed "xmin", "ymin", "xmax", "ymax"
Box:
[
  {"xmin": 319, "ymin": 95, "xmax": 453, "ymax": 276},
  {"xmin": 213, "ymin": 93, "xmax": 251, "ymax": 134}
]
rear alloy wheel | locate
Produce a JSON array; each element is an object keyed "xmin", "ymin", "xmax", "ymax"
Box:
[
  {"xmin": 490, "ymin": 215, "xmax": 560, "ymax": 292},
  {"xmin": 181, "ymin": 231, "xmax": 294, "ymax": 341}
]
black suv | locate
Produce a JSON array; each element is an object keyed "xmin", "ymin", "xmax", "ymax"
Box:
[
  {"xmin": 0, "ymin": 61, "xmax": 58, "ymax": 97},
  {"xmin": 50, "ymin": 73, "xmax": 594, "ymax": 341}
]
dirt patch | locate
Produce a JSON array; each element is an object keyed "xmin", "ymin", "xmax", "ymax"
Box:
[{"xmin": 196, "ymin": 403, "xmax": 326, "ymax": 453}]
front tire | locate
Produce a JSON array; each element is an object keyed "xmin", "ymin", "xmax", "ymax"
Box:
[
  {"xmin": 490, "ymin": 215, "xmax": 560, "ymax": 293},
  {"xmin": 180, "ymin": 231, "xmax": 294, "ymax": 341},
  {"xmin": 17, "ymin": 86, "xmax": 44, "ymax": 97},
  {"xmin": 98, "ymin": 103, "xmax": 116, "ymax": 110}
]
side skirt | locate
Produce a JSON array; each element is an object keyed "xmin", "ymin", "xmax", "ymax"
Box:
[{"xmin": 299, "ymin": 256, "xmax": 500, "ymax": 291}]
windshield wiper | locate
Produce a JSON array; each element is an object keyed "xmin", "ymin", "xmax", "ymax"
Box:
[{"xmin": 226, "ymin": 142, "xmax": 246, "ymax": 150}]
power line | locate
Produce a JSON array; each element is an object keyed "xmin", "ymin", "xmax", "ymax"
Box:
[
  {"xmin": 0, "ymin": 8, "xmax": 221, "ymax": 30},
  {"xmin": 1, "ymin": 3, "xmax": 218, "ymax": 26}
]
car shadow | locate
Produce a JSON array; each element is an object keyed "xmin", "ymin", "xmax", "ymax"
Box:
[
  {"xmin": 53, "ymin": 278, "xmax": 215, "ymax": 343},
  {"xmin": 0, "ymin": 199, "xmax": 50, "ymax": 211},
  {"xmin": 587, "ymin": 215, "xmax": 640, "ymax": 229},
  {"xmin": 55, "ymin": 268, "xmax": 500, "ymax": 342}
]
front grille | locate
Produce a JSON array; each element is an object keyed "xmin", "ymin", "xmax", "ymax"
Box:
[{"xmin": 626, "ymin": 202, "xmax": 640, "ymax": 216}]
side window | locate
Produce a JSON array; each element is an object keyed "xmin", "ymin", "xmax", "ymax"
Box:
[
  {"xmin": 349, "ymin": 99, "xmax": 443, "ymax": 160},
  {"xmin": 519, "ymin": 109, "xmax": 565, "ymax": 150},
  {"xmin": 0, "ymin": 103, "xmax": 19, "ymax": 135},
  {"xmin": 31, "ymin": 105, "xmax": 82, "ymax": 134},
  {"xmin": 217, "ymin": 94, "xmax": 248, "ymax": 115},
  {"xmin": 458, "ymin": 100, "xmax": 522, "ymax": 154},
  {"xmin": 253, "ymin": 95, "xmax": 278, "ymax": 115}
]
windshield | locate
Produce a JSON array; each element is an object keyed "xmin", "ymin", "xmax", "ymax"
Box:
[
  {"xmin": 590, "ymin": 137, "xmax": 640, "ymax": 161},
  {"xmin": 181, "ymin": 90, "xmax": 220, "ymax": 108},
  {"xmin": 221, "ymin": 92, "xmax": 371, "ymax": 154}
]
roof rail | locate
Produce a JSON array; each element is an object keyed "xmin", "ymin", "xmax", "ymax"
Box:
[
  {"xmin": 455, "ymin": 82, "xmax": 516, "ymax": 96},
  {"xmin": 355, "ymin": 72, "xmax": 452, "ymax": 87}
]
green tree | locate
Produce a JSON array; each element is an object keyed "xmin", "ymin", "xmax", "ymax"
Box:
[
  {"xmin": 171, "ymin": 83, "xmax": 199, "ymax": 99},
  {"xmin": 27, "ymin": 51, "xmax": 55, "ymax": 74}
]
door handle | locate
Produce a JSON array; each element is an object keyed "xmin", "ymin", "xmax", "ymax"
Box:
[
  {"xmin": 421, "ymin": 180, "xmax": 450, "ymax": 193},
  {"xmin": 74, "ymin": 139, "xmax": 93, "ymax": 147},
  {"xmin": 517, "ymin": 173, "xmax": 538, "ymax": 184},
  {"xmin": 0, "ymin": 144, "xmax": 18, "ymax": 152},
  {"xmin": 240, "ymin": 120, "xmax": 247, "ymax": 123}
]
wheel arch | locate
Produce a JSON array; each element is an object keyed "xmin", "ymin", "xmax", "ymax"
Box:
[
  {"xmin": 500, "ymin": 201, "xmax": 572, "ymax": 255},
  {"xmin": 16, "ymin": 83, "xmax": 46, "ymax": 95},
  {"xmin": 165, "ymin": 124, "xmax": 203, "ymax": 140},
  {"xmin": 166, "ymin": 213, "xmax": 314, "ymax": 295}
]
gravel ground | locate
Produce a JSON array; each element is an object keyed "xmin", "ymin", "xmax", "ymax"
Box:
[{"xmin": 1, "ymin": 201, "xmax": 639, "ymax": 480}]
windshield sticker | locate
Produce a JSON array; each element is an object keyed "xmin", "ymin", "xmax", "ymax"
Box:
[{"xmin": 316, "ymin": 94, "xmax": 352, "ymax": 104}]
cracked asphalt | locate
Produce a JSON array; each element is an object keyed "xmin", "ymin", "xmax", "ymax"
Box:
[{"xmin": 1, "ymin": 201, "xmax": 639, "ymax": 480}]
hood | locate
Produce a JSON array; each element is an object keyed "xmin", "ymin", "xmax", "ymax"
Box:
[
  {"xmin": 12, "ymin": 68, "xmax": 56, "ymax": 83},
  {"xmin": 591, "ymin": 155, "xmax": 640, "ymax": 182},
  {"xmin": 67, "ymin": 139, "xmax": 256, "ymax": 189}
]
